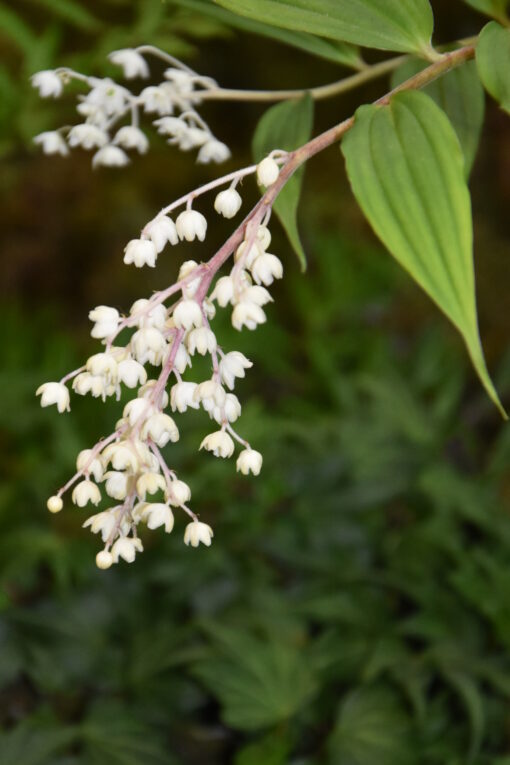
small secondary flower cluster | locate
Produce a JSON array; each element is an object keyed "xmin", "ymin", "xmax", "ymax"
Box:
[
  {"xmin": 37, "ymin": 154, "xmax": 285, "ymax": 568},
  {"xmin": 31, "ymin": 46, "xmax": 230, "ymax": 168}
]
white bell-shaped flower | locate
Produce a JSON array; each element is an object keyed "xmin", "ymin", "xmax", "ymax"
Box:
[
  {"xmin": 124, "ymin": 238, "xmax": 157, "ymax": 268},
  {"xmin": 117, "ymin": 358, "xmax": 147, "ymax": 388},
  {"xmin": 219, "ymin": 351, "xmax": 253, "ymax": 390},
  {"xmin": 231, "ymin": 302, "xmax": 266, "ymax": 331},
  {"xmin": 111, "ymin": 536, "xmax": 143, "ymax": 563},
  {"xmin": 212, "ymin": 393, "xmax": 241, "ymax": 424},
  {"xmin": 123, "ymin": 397, "xmax": 154, "ymax": 427},
  {"xmin": 72, "ymin": 479, "xmax": 101, "ymax": 507},
  {"xmin": 131, "ymin": 328, "xmax": 167, "ymax": 365},
  {"xmin": 210, "ymin": 276, "xmax": 235, "ymax": 307},
  {"xmin": 68, "ymin": 124, "xmax": 108, "ymax": 150},
  {"xmin": 36, "ymin": 382, "xmax": 70, "ymax": 413},
  {"xmin": 129, "ymin": 299, "xmax": 167, "ymax": 330},
  {"xmin": 184, "ymin": 521, "xmax": 214, "ymax": 547},
  {"xmin": 186, "ymin": 327, "xmax": 217, "ymax": 356},
  {"xmin": 34, "ymin": 131, "xmax": 69, "ymax": 156},
  {"xmin": 104, "ymin": 471, "xmax": 130, "ymax": 500},
  {"xmin": 136, "ymin": 472, "xmax": 166, "ymax": 500},
  {"xmin": 200, "ymin": 430, "xmax": 235, "ymax": 458},
  {"xmin": 83, "ymin": 510, "xmax": 117, "ymax": 542},
  {"xmin": 166, "ymin": 479, "xmax": 191, "ymax": 507},
  {"xmin": 92, "ymin": 145, "xmax": 130, "ymax": 168},
  {"xmin": 214, "ymin": 188, "xmax": 242, "ymax": 219},
  {"xmin": 73, "ymin": 373, "xmax": 105, "ymax": 398},
  {"xmin": 173, "ymin": 343, "xmax": 192, "ymax": 374},
  {"xmin": 86, "ymin": 352, "xmax": 117, "ymax": 381},
  {"xmin": 142, "ymin": 413, "xmax": 179, "ymax": 447},
  {"xmin": 175, "ymin": 209, "xmax": 207, "ymax": 242},
  {"xmin": 102, "ymin": 442, "xmax": 139, "ymax": 472},
  {"xmin": 31, "ymin": 70, "xmax": 63, "ymax": 98},
  {"xmin": 251, "ymin": 253, "xmax": 283, "ymax": 286},
  {"xmin": 140, "ymin": 86, "xmax": 173, "ymax": 114},
  {"xmin": 114, "ymin": 125, "xmax": 149, "ymax": 153},
  {"xmin": 142, "ymin": 503, "xmax": 174, "ymax": 532},
  {"xmin": 76, "ymin": 449, "xmax": 104, "ymax": 482},
  {"xmin": 194, "ymin": 380, "xmax": 226, "ymax": 412},
  {"xmin": 173, "ymin": 300, "xmax": 203, "ymax": 330},
  {"xmin": 143, "ymin": 216, "xmax": 178, "ymax": 252},
  {"xmin": 236, "ymin": 449, "xmax": 263, "ymax": 476},
  {"xmin": 89, "ymin": 305, "xmax": 120, "ymax": 339},
  {"xmin": 197, "ymin": 139, "xmax": 230, "ymax": 164},
  {"xmin": 109, "ymin": 49, "xmax": 149, "ymax": 79},
  {"xmin": 170, "ymin": 381, "xmax": 199, "ymax": 413}
]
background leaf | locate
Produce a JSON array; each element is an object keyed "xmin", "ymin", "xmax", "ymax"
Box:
[
  {"xmin": 391, "ymin": 58, "xmax": 485, "ymax": 175},
  {"xmin": 252, "ymin": 94, "xmax": 314, "ymax": 269},
  {"xmin": 327, "ymin": 686, "xmax": 417, "ymax": 765},
  {"xmin": 462, "ymin": 0, "xmax": 509, "ymax": 20},
  {"xmin": 341, "ymin": 90, "xmax": 505, "ymax": 416},
  {"xmin": 170, "ymin": 0, "xmax": 362, "ymax": 67},
  {"xmin": 214, "ymin": 0, "xmax": 435, "ymax": 55},
  {"xmin": 476, "ymin": 21, "xmax": 510, "ymax": 114},
  {"xmin": 192, "ymin": 623, "xmax": 317, "ymax": 730}
]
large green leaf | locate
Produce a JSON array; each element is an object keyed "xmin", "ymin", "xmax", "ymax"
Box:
[
  {"xmin": 327, "ymin": 685, "xmax": 417, "ymax": 765},
  {"xmin": 171, "ymin": 0, "xmax": 362, "ymax": 67},
  {"xmin": 476, "ymin": 21, "xmax": 510, "ymax": 114},
  {"xmin": 214, "ymin": 0, "xmax": 435, "ymax": 55},
  {"xmin": 391, "ymin": 59, "xmax": 485, "ymax": 176},
  {"xmin": 252, "ymin": 94, "xmax": 314, "ymax": 270},
  {"xmin": 341, "ymin": 90, "xmax": 506, "ymax": 417},
  {"xmin": 462, "ymin": 0, "xmax": 509, "ymax": 20}
]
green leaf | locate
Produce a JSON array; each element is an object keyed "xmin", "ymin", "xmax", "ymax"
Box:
[
  {"xmin": 327, "ymin": 685, "xmax": 417, "ymax": 765},
  {"xmin": 391, "ymin": 59, "xmax": 485, "ymax": 175},
  {"xmin": 463, "ymin": 0, "xmax": 509, "ymax": 20},
  {"xmin": 476, "ymin": 21, "xmax": 510, "ymax": 114},
  {"xmin": 252, "ymin": 94, "xmax": 314, "ymax": 269},
  {"xmin": 192, "ymin": 622, "xmax": 317, "ymax": 730},
  {"xmin": 170, "ymin": 0, "xmax": 362, "ymax": 67},
  {"xmin": 442, "ymin": 671, "xmax": 485, "ymax": 761},
  {"xmin": 341, "ymin": 90, "xmax": 506, "ymax": 417},
  {"xmin": 26, "ymin": 0, "xmax": 101, "ymax": 31},
  {"xmin": 214, "ymin": 0, "xmax": 435, "ymax": 55},
  {"xmin": 0, "ymin": 3, "xmax": 36, "ymax": 53},
  {"xmin": 0, "ymin": 718, "xmax": 77, "ymax": 765}
]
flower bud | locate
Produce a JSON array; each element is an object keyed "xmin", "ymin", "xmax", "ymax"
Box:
[
  {"xmin": 96, "ymin": 550, "xmax": 114, "ymax": 569},
  {"xmin": 47, "ymin": 495, "xmax": 63, "ymax": 513},
  {"xmin": 256, "ymin": 157, "xmax": 279, "ymax": 186}
]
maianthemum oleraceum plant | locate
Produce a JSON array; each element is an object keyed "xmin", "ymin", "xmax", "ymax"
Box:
[{"xmin": 31, "ymin": 0, "xmax": 510, "ymax": 568}]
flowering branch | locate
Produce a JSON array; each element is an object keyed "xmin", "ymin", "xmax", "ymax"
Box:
[{"xmin": 35, "ymin": 43, "xmax": 475, "ymax": 568}]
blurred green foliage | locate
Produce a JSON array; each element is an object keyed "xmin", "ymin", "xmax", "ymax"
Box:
[{"xmin": 1, "ymin": 234, "xmax": 510, "ymax": 763}]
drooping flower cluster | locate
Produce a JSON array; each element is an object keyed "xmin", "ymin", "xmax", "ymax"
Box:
[
  {"xmin": 38, "ymin": 154, "xmax": 285, "ymax": 568},
  {"xmin": 31, "ymin": 46, "xmax": 230, "ymax": 168}
]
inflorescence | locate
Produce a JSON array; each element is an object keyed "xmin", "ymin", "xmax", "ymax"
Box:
[
  {"xmin": 34, "ymin": 49, "xmax": 287, "ymax": 567},
  {"xmin": 31, "ymin": 46, "xmax": 231, "ymax": 168}
]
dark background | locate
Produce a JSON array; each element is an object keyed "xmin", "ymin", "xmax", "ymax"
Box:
[{"xmin": 1, "ymin": 1, "xmax": 510, "ymax": 763}]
